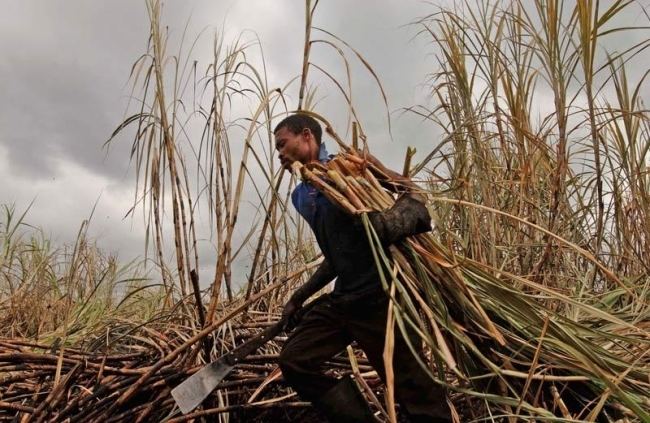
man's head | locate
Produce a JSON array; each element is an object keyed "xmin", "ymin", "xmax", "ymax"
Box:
[{"xmin": 274, "ymin": 114, "xmax": 322, "ymax": 170}]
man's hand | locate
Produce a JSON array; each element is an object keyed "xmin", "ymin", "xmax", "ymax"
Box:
[
  {"xmin": 281, "ymin": 297, "xmax": 302, "ymax": 331},
  {"xmin": 281, "ymin": 260, "xmax": 336, "ymax": 331},
  {"xmin": 368, "ymin": 194, "xmax": 431, "ymax": 245}
]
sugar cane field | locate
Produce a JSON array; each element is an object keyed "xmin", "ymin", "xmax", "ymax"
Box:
[{"xmin": 1, "ymin": 1, "xmax": 649, "ymax": 422}]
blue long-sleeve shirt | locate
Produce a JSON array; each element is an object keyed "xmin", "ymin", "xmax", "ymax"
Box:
[{"xmin": 292, "ymin": 143, "xmax": 383, "ymax": 300}]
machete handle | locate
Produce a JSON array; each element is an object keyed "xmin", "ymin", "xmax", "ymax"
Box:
[{"xmin": 225, "ymin": 318, "xmax": 288, "ymax": 363}]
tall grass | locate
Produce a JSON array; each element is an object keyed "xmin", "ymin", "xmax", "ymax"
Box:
[
  {"xmin": 1, "ymin": 0, "xmax": 648, "ymax": 421},
  {"xmin": 105, "ymin": 1, "xmax": 649, "ymax": 418},
  {"xmin": 414, "ymin": 0, "xmax": 649, "ymax": 292},
  {"xmin": 0, "ymin": 204, "xmax": 160, "ymax": 346},
  {"xmin": 104, "ymin": 1, "xmax": 324, "ymax": 380},
  {"xmin": 396, "ymin": 0, "xmax": 650, "ymax": 420}
]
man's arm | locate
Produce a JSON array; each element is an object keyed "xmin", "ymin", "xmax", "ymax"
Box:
[
  {"xmin": 368, "ymin": 195, "xmax": 431, "ymax": 245},
  {"xmin": 363, "ymin": 153, "xmax": 431, "ymax": 244},
  {"xmin": 282, "ymin": 259, "xmax": 336, "ymax": 323}
]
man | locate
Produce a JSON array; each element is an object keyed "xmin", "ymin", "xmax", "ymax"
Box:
[{"xmin": 275, "ymin": 113, "xmax": 451, "ymax": 423}]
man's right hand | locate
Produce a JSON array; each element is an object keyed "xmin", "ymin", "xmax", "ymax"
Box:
[
  {"xmin": 281, "ymin": 297, "xmax": 302, "ymax": 331},
  {"xmin": 368, "ymin": 194, "xmax": 431, "ymax": 245},
  {"xmin": 281, "ymin": 259, "xmax": 336, "ymax": 331}
]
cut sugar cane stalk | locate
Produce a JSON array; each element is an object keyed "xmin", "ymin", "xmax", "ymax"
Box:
[{"xmin": 291, "ymin": 146, "xmax": 650, "ymax": 421}]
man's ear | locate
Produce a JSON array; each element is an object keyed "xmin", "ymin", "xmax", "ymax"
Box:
[{"xmin": 301, "ymin": 127, "xmax": 312, "ymax": 141}]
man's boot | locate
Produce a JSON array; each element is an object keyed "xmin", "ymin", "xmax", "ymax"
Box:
[{"xmin": 313, "ymin": 376, "xmax": 376, "ymax": 423}]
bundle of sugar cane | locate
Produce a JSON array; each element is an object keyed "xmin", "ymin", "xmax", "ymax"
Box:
[{"xmin": 292, "ymin": 152, "xmax": 650, "ymax": 421}]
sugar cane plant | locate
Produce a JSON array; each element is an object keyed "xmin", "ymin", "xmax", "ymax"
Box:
[
  {"xmin": 292, "ymin": 136, "xmax": 649, "ymax": 420},
  {"xmin": 1, "ymin": 0, "xmax": 648, "ymax": 421}
]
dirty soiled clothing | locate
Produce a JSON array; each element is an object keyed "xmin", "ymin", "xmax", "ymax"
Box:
[
  {"xmin": 291, "ymin": 143, "xmax": 384, "ymax": 300},
  {"xmin": 284, "ymin": 143, "xmax": 450, "ymax": 421},
  {"xmin": 280, "ymin": 294, "xmax": 450, "ymax": 421}
]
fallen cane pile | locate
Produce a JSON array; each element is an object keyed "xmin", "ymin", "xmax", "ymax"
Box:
[
  {"xmin": 0, "ymin": 318, "xmax": 302, "ymax": 422},
  {"xmin": 0, "ymin": 316, "xmax": 363, "ymax": 422},
  {"xmin": 0, "ymin": 274, "xmax": 383, "ymax": 423}
]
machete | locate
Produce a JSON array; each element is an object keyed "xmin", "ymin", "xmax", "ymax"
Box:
[{"xmin": 171, "ymin": 318, "xmax": 287, "ymax": 414}]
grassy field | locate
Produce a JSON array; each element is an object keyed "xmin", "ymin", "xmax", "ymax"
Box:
[{"xmin": 1, "ymin": 0, "xmax": 648, "ymax": 421}]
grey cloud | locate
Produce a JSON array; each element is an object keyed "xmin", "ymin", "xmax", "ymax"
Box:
[
  {"xmin": 3, "ymin": 0, "xmax": 646, "ymax": 275},
  {"xmin": 0, "ymin": 0, "xmax": 147, "ymax": 182}
]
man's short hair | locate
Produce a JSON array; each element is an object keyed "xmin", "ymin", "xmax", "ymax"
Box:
[{"xmin": 274, "ymin": 114, "xmax": 322, "ymax": 144}]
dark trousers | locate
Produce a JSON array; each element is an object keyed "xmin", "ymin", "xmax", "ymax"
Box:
[{"xmin": 279, "ymin": 294, "xmax": 451, "ymax": 421}]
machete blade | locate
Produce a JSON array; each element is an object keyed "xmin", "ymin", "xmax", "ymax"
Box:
[
  {"xmin": 171, "ymin": 357, "xmax": 234, "ymax": 414},
  {"xmin": 171, "ymin": 317, "xmax": 289, "ymax": 414}
]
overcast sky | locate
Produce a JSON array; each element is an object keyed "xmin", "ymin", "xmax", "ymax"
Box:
[
  {"xmin": 2, "ymin": 1, "xmax": 648, "ymax": 287},
  {"xmin": 1, "ymin": 0, "xmax": 454, "ymax": 285}
]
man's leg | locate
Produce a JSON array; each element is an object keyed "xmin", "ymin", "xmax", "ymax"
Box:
[
  {"xmin": 278, "ymin": 297, "xmax": 350, "ymax": 401},
  {"xmin": 280, "ymin": 297, "xmax": 377, "ymax": 422},
  {"xmin": 348, "ymin": 297, "xmax": 452, "ymax": 422}
]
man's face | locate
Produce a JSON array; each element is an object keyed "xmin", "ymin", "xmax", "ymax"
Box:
[{"xmin": 275, "ymin": 126, "xmax": 314, "ymax": 170}]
